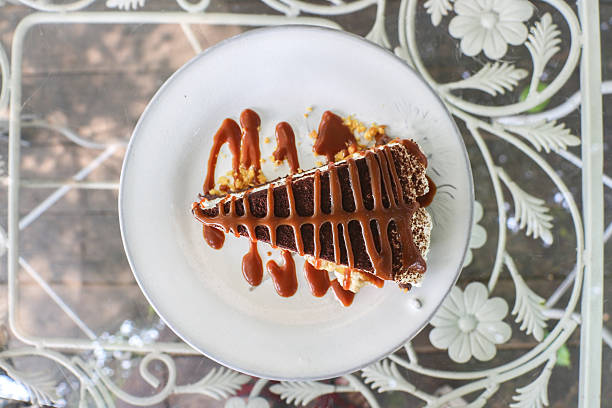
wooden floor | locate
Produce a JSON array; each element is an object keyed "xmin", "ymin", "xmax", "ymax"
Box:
[{"xmin": 0, "ymin": 1, "xmax": 611, "ymax": 407}]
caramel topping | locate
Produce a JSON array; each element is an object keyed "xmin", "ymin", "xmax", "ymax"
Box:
[
  {"xmin": 400, "ymin": 138, "xmax": 427, "ymax": 167},
  {"xmin": 201, "ymin": 110, "xmax": 265, "ymax": 250},
  {"xmin": 193, "ymin": 145, "xmax": 426, "ymax": 281},
  {"xmin": 363, "ymin": 272, "xmax": 385, "ymax": 288},
  {"xmin": 266, "ymin": 250, "xmax": 297, "ymax": 297},
  {"xmin": 304, "ymin": 262, "xmax": 330, "ymax": 297},
  {"xmin": 342, "ymin": 265, "xmax": 352, "ymax": 290},
  {"xmin": 273, "ymin": 122, "xmax": 300, "ymax": 174},
  {"xmin": 202, "ymin": 118, "xmax": 242, "ymax": 249},
  {"xmin": 204, "ymin": 118, "xmax": 241, "ymax": 192},
  {"xmin": 417, "ymin": 175, "xmax": 436, "ymax": 208},
  {"xmin": 313, "ymin": 111, "xmax": 358, "ymax": 162},
  {"xmin": 203, "ymin": 225, "xmax": 225, "ymax": 249},
  {"xmin": 330, "ymin": 279, "xmax": 355, "ymax": 307},
  {"xmin": 195, "ymin": 109, "xmax": 432, "ymax": 302},
  {"xmin": 242, "ymin": 241, "xmax": 263, "ymax": 286},
  {"xmin": 239, "ymin": 109, "xmax": 262, "ymax": 170}
]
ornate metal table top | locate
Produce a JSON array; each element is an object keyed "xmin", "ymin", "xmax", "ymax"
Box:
[{"xmin": 0, "ymin": 0, "xmax": 609, "ymax": 407}]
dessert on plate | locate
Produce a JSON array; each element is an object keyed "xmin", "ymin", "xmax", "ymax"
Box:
[{"xmin": 192, "ymin": 109, "xmax": 435, "ymax": 305}]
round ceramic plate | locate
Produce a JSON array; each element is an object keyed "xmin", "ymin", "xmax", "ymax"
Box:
[{"xmin": 120, "ymin": 26, "xmax": 473, "ymax": 380}]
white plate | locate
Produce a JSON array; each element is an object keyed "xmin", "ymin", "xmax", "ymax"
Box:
[{"xmin": 119, "ymin": 26, "xmax": 473, "ymax": 380}]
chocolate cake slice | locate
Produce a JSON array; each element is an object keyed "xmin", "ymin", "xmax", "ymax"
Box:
[{"xmin": 192, "ymin": 140, "xmax": 432, "ymax": 291}]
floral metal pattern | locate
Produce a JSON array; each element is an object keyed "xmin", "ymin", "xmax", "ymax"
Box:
[
  {"xmin": 429, "ymin": 282, "xmax": 512, "ymax": 362},
  {"xmin": 448, "ymin": 0, "xmax": 534, "ymax": 59},
  {"xmin": 463, "ymin": 200, "xmax": 486, "ymax": 267},
  {"xmin": 0, "ymin": 0, "xmax": 608, "ymax": 407}
]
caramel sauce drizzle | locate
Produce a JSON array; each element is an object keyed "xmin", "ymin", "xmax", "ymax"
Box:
[
  {"xmin": 273, "ymin": 122, "xmax": 300, "ymax": 174},
  {"xmin": 330, "ymin": 279, "xmax": 355, "ymax": 307},
  {"xmin": 204, "ymin": 119, "xmax": 242, "ymax": 192},
  {"xmin": 418, "ymin": 175, "xmax": 436, "ymax": 208},
  {"xmin": 197, "ymin": 109, "xmax": 431, "ymax": 303},
  {"xmin": 362, "ymin": 272, "xmax": 385, "ymax": 288},
  {"xmin": 304, "ymin": 262, "xmax": 330, "ymax": 297},
  {"xmin": 266, "ymin": 250, "xmax": 297, "ymax": 297},
  {"xmin": 194, "ymin": 145, "xmax": 426, "ymax": 282},
  {"xmin": 239, "ymin": 109, "xmax": 262, "ymax": 170},
  {"xmin": 202, "ymin": 118, "xmax": 242, "ymax": 249},
  {"xmin": 242, "ymin": 241, "xmax": 263, "ymax": 287},
  {"xmin": 203, "ymin": 222, "xmax": 226, "ymax": 249},
  {"xmin": 201, "ymin": 109, "xmax": 263, "ymax": 251},
  {"xmin": 313, "ymin": 111, "xmax": 358, "ymax": 161},
  {"xmin": 400, "ymin": 138, "xmax": 427, "ymax": 168}
]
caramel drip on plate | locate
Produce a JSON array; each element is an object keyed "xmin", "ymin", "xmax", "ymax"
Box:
[
  {"xmin": 417, "ymin": 175, "xmax": 436, "ymax": 208},
  {"xmin": 239, "ymin": 109, "xmax": 262, "ymax": 170},
  {"xmin": 242, "ymin": 240, "xmax": 263, "ymax": 286},
  {"xmin": 203, "ymin": 226, "xmax": 225, "ymax": 249},
  {"xmin": 194, "ymin": 145, "xmax": 426, "ymax": 281},
  {"xmin": 204, "ymin": 119, "xmax": 242, "ymax": 192},
  {"xmin": 330, "ymin": 279, "xmax": 355, "ymax": 307},
  {"xmin": 202, "ymin": 118, "xmax": 242, "ymax": 249},
  {"xmin": 362, "ymin": 273, "xmax": 385, "ymax": 288},
  {"xmin": 273, "ymin": 122, "xmax": 300, "ymax": 174},
  {"xmin": 304, "ymin": 262, "xmax": 330, "ymax": 297},
  {"xmin": 266, "ymin": 250, "xmax": 297, "ymax": 297},
  {"xmin": 202, "ymin": 109, "xmax": 264, "ymax": 250},
  {"xmin": 313, "ymin": 111, "xmax": 358, "ymax": 162}
]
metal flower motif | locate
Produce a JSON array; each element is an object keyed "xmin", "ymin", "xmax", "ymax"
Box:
[
  {"xmin": 463, "ymin": 200, "xmax": 487, "ymax": 267},
  {"xmin": 449, "ymin": 0, "xmax": 534, "ymax": 59},
  {"xmin": 429, "ymin": 282, "xmax": 511, "ymax": 363}
]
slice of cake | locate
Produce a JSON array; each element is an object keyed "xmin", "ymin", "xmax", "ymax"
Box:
[{"xmin": 192, "ymin": 140, "xmax": 432, "ymax": 291}]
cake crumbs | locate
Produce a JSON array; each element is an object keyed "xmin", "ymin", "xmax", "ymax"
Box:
[
  {"xmin": 257, "ymin": 171, "xmax": 267, "ymax": 184},
  {"xmin": 267, "ymin": 251, "xmax": 272, "ymax": 256},
  {"xmin": 264, "ymin": 137, "xmax": 271, "ymax": 144},
  {"xmin": 343, "ymin": 115, "xmax": 366, "ymax": 133},
  {"xmin": 315, "ymin": 160, "xmax": 323, "ymax": 167},
  {"xmin": 342, "ymin": 115, "xmax": 387, "ymax": 145},
  {"xmin": 364, "ymin": 123, "xmax": 386, "ymax": 141},
  {"xmin": 260, "ymin": 158, "xmax": 266, "ymax": 163},
  {"xmin": 309, "ymin": 130, "xmax": 317, "ymax": 139},
  {"xmin": 228, "ymin": 165, "xmax": 267, "ymax": 190},
  {"xmin": 334, "ymin": 151, "xmax": 347, "ymax": 161}
]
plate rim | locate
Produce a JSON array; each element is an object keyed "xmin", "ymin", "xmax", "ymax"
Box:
[{"xmin": 119, "ymin": 24, "xmax": 474, "ymax": 381}]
